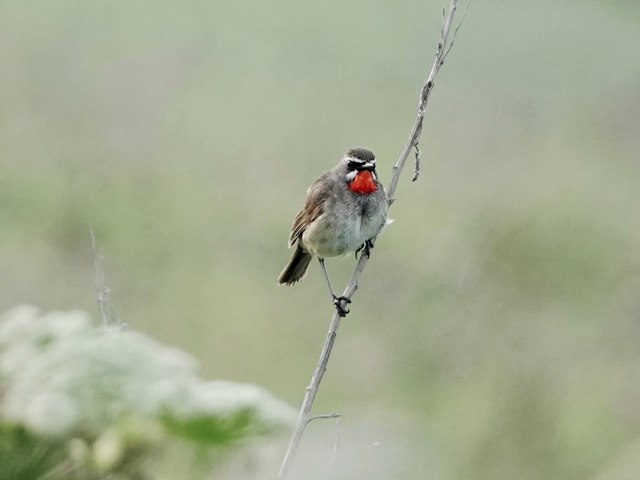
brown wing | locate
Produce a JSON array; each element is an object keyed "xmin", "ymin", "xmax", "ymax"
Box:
[{"xmin": 288, "ymin": 174, "xmax": 332, "ymax": 247}]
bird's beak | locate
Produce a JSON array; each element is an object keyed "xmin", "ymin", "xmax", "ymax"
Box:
[{"xmin": 358, "ymin": 162, "xmax": 376, "ymax": 172}]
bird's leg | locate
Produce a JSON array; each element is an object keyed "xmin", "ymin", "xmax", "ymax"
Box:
[
  {"xmin": 355, "ymin": 238, "xmax": 375, "ymax": 259},
  {"xmin": 318, "ymin": 258, "xmax": 351, "ymax": 317}
]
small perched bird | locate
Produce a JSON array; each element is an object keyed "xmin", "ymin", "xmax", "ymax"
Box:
[{"xmin": 278, "ymin": 147, "xmax": 388, "ymax": 316}]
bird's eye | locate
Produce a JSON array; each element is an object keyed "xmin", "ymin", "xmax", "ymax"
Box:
[{"xmin": 348, "ymin": 160, "xmax": 362, "ymax": 170}]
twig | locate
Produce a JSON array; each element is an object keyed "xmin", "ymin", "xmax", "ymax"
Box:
[
  {"xmin": 89, "ymin": 225, "xmax": 123, "ymax": 330},
  {"xmin": 387, "ymin": 0, "xmax": 462, "ymax": 195},
  {"xmin": 331, "ymin": 415, "xmax": 340, "ymax": 469},
  {"xmin": 306, "ymin": 413, "xmax": 342, "ymax": 425},
  {"xmin": 278, "ymin": 1, "xmax": 465, "ymax": 477},
  {"xmin": 278, "ymin": 257, "xmax": 366, "ymax": 478},
  {"xmin": 89, "ymin": 225, "xmax": 110, "ymax": 328}
]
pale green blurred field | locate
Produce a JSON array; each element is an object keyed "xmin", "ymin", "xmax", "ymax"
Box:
[{"xmin": 2, "ymin": 0, "xmax": 640, "ymax": 478}]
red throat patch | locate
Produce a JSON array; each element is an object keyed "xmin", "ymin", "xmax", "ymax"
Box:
[{"xmin": 348, "ymin": 170, "xmax": 377, "ymax": 195}]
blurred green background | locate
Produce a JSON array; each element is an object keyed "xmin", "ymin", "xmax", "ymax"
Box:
[{"xmin": 2, "ymin": 0, "xmax": 640, "ymax": 478}]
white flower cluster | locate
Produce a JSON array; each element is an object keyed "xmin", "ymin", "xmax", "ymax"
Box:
[{"xmin": 0, "ymin": 305, "xmax": 294, "ymax": 441}]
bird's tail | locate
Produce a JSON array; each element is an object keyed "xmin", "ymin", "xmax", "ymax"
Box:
[{"xmin": 278, "ymin": 243, "xmax": 312, "ymax": 285}]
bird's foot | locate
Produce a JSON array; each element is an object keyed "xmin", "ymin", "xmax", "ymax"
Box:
[
  {"xmin": 355, "ymin": 239, "xmax": 375, "ymax": 259},
  {"xmin": 333, "ymin": 296, "xmax": 352, "ymax": 317}
]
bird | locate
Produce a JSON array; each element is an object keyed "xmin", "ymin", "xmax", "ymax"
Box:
[{"xmin": 278, "ymin": 147, "xmax": 388, "ymax": 316}]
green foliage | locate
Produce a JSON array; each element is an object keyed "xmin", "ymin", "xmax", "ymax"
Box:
[
  {"xmin": 0, "ymin": 424, "xmax": 65, "ymax": 480},
  {"xmin": 163, "ymin": 408, "xmax": 262, "ymax": 445}
]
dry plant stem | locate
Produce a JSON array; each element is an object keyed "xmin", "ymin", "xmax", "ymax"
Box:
[
  {"xmin": 387, "ymin": 0, "xmax": 458, "ymax": 197},
  {"xmin": 89, "ymin": 225, "xmax": 125, "ymax": 330},
  {"xmin": 278, "ymin": 255, "xmax": 367, "ymax": 478},
  {"xmin": 278, "ymin": 1, "xmax": 461, "ymax": 477},
  {"xmin": 89, "ymin": 225, "xmax": 110, "ymax": 328}
]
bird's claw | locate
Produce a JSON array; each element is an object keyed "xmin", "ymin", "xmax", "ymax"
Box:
[
  {"xmin": 355, "ymin": 239, "xmax": 375, "ymax": 259},
  {"xmin": 333, "ymin": 296, "xmax": 351, "ymax": 317}
]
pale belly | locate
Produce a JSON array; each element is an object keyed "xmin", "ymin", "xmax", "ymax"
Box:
[{"xmin": 302, "ymin": 208, "xmax": 385, "ymax": 258}]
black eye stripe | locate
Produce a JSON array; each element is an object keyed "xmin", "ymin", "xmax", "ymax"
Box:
[{"xmin": 347, "ymin": 158, "xmax": 375, "ymax": 165}]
